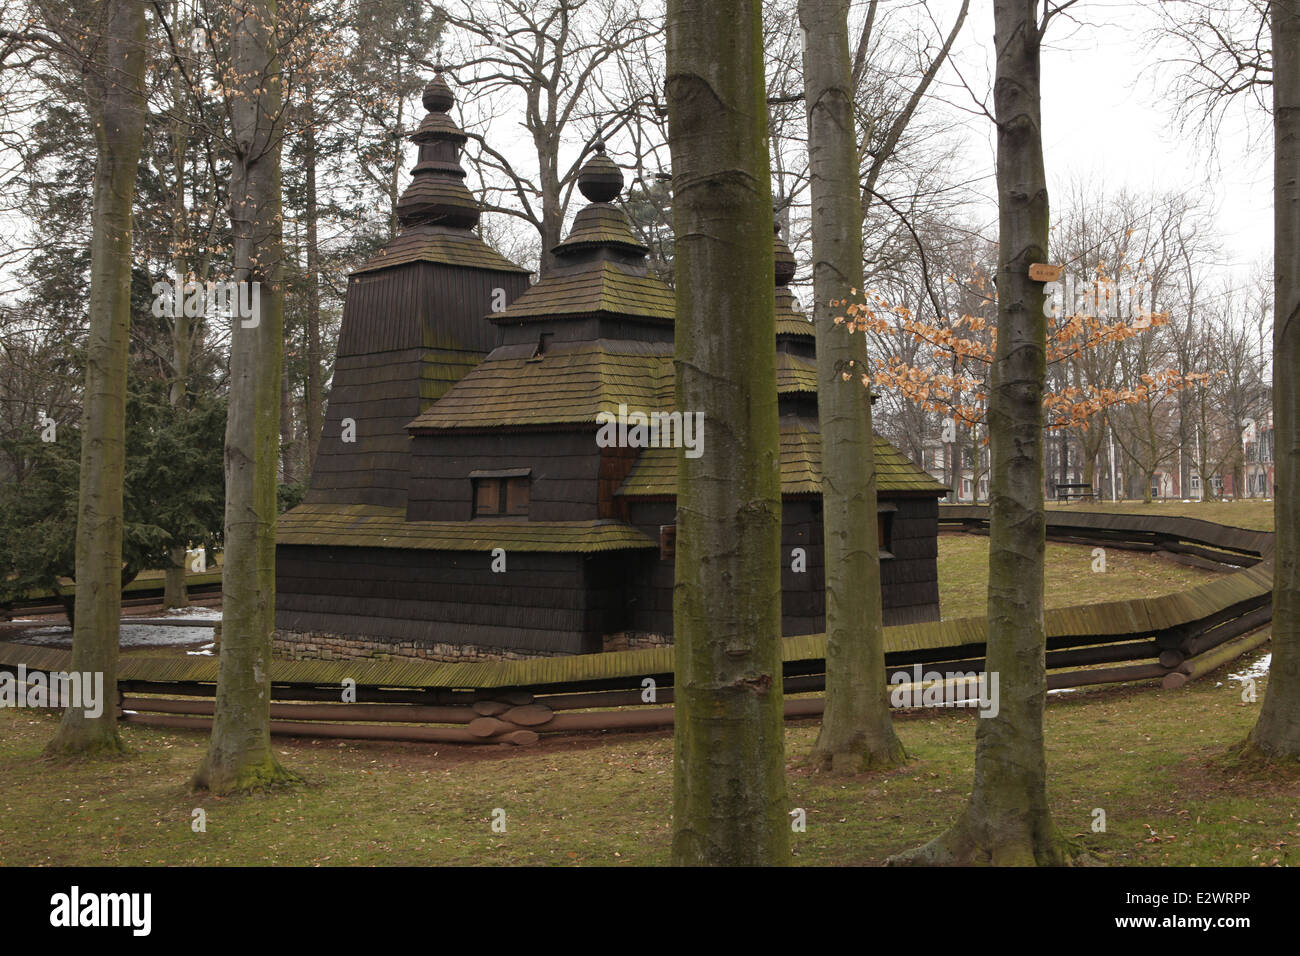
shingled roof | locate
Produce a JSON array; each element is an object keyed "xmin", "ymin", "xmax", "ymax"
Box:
[
  {"xmin": 487, "ymin": 260, "xmax": 674, "ymax": 322},
  {"xmin": 776, "ymin": 350, "xmax": 818, "ymax": 394},
  {"xmin": 615, "ymin": 418, "xmax": 948, "ymax": 497},
  {"xmin": 352, "ymin": 224, "xmax": 528, "ymax": 276},
  {"xmin": 774, "ymin": 223, "xmax": 815, "ymax": 340},
  {"xmin": 279, "ymin": 503, "xmax": 656, "ymax": 553},
  {"xmin": 407, "ymin": 340, "xmax": 674, "ymax": 430},
  {"xmin": 352, "ymin": 70, "xmax": 525, "ymax": 276}
]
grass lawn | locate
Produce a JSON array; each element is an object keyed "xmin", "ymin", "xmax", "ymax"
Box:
[
  {"xmin": 1044, "ymin": 497, "xmax": 1276, "ymax": 531},
  {"xmin": 1, "ymin": 500, "xmax": 1283, "ymax": 866},
  {"xmin": 1, "ymin": 648, "xmax": 1292, "ymax": 866},
  {"xmin": 937, "ymin": 535, "xmax": 1228, "ymax": 621}
]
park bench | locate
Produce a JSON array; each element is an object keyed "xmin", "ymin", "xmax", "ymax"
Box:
[{"xmin": 1055, "ymin": 482, "xmax": 1097, "ymax": 502}]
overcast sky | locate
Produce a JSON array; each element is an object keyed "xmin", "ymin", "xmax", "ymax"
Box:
[{"xmin": 944, "ymin": 0, "xmax": 1272, "ymax": 289}]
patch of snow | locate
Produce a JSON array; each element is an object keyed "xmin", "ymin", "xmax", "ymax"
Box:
[
  {"xmin": 1048, "ymin": 688, "xmax": 1077, "ymax": 695},
  {"xmin": 12, "ymin": 623, "xmax": 214, "ymax": 649},
  {"xmin": 1228, "ymin": 652, "xmax": 1271, "ymax": 684},
  {"xmin": 162, "ymin": 607, "xmax": 222, "ymax": 621}
]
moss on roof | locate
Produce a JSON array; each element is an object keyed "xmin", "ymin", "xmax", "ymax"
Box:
[
  {"xmin": 776, "ymin": 351, "xmax": 818, "ymax": 394},
  {"xmin": 407, "ymin": 340, "xmax": 675, "ymax": 430},
  {"xmin": 551, "ymin": 204, "xmax": 648, "ymax": 257},
  {"xmin": 616, "ymin": 418, "xmax": 948, "ymax": 497},
  {"xmin": 492, "ymin": 261, "xmax": 674, "ymax": 323},
  {"xmin": 278, "ymin": 503, "xmax": 656, "ymax": 553},
  {"xmin": 353, "ymin": 225, "xmax": 529, "ymax": 275},
  {"xmin": 775, "ymin": 288, "xmax": 815, "ymax": 338}
]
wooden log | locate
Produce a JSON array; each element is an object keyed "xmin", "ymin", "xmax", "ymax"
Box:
[
  {"xmin": 783, "ymin": 697, "xmax": 825, "ymax": 718},
  {"xmin": 1163, "ymin": 627, "xmax": 1271, "ymax": 690},
  {"xmin": 534, "ymin": 675, "xmax": 824, "ymax": 711},
  {"xmin": 121, "ymin": 712, "xmax": 537, "ymax": 745},
  {"xmin": 120, "ymin": 695, "xmax": 477, "ymax": 725},
  {"xmin": 491, "ymin": 690, "xmax": 535, "ymax": 706},
  {"xmin": 501, "ymin": 730, "xmax": 540, "ymax": 746},
  {"xmin": 471, "ymin": 701, "xmax": 509, "ymax": 716},
  {"xmin": 120, "ymin": 681, "xmax": 481, "ymax": 705},
  {"xmin": 1046, "ymin": 662, "xmax": 1170, "ymax": 689},
  {"xmin": 1155, "ymin": 550, "xmax": 1241, "ymax": 572},
  {"xmin": 537, "ymin": 697, "xmax": 828, "ymax": 733},
  {"xmin": 1158, "ymin": 649, "xmax": 1186, "ymax": 669},
  {"xmin": 502, "ymin": 703, "xmax": 553, "ymax": 726},
  {"xmin": 1184, "ymin": 604, "xmax": 1274, "ymax": 658},
  {"xmin": 882, "ymin": 640, "xmax": 1164, "ymax": 684},
  {"xmin": 538, "ymin": 708, "xmax": 675, "ymax": 733},
  {"xmin": 467, "ymin": 716, "xmax": 517, "ymax": 737},
  {"xmin": 537, "ymin": 688, "xmax": 672, "ymax": 710},
  {"xmin": 1157, "ymin": 540, "xmax": 1258, "ymax": 567}
]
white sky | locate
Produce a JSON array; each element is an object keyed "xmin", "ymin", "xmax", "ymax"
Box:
[{"xmin": 941, "ymin": 0, "xmax": 1272, "ymax": 288}]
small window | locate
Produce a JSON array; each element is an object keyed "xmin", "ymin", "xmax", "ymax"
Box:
[
  {"xmin": 471, "ymin": 469, "xmax": 531, "ymax": 517},
  {"xmin": 475, "ymin": 479, "xmax": 500, "ymax": 515},
  {"xmin": 660, "ymin": 524, "xmax": 676, "ymax": 560},
  {"xmin": 877, "ymin": 505, "xmax": 895, "ymax": 559}
]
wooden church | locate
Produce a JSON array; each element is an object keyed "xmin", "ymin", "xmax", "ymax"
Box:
[{"xmin": 275, "ymin": 71, "xmax": 947, "ymax": 661}]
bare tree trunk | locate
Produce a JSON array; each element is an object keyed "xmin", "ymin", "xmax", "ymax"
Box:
[
  {"xmin": 538, "ymin": 145, "xmax": 563, "ymax": 276},
  {"xmin": 193, "ymin": 0, "xmax": 296, "ymax": 793},
  {"xmin": 303, "ymin": 67, "xmax": 323, "ymax": 474},
  {"xmin": 1248, "ymin": 0, "xmax": 1300, "ymax": 758},
  {"xmin": 800, "ymin": 0, "xmax": 904, "ymax": 773},
  {"xmin": 389, "ymin": 49, "xmax": 403, "ymax": 240},
  {"xmin": 666, "ymin": 0, "xmax": 789, "ymax": 865},
  {"xmin": 165, "ymin": 45, "xmax": 192, "ymax": 611},
  {"xmin": 890, "ymin": 0, "xmax": 1070, "ymax": 865},
  {"xmin": 46, "ymin": 0, "xmax": 149, "ymax": 757},
  {"xmin": 279, "ymin": 360, "xmax": 294, "ymax": 483}
]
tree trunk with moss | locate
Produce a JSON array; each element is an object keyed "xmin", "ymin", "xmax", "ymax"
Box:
[
  {"xmin": 1248, "ymin": 0, "xmax": 1300, "ymax": 758},
  {"xmin": 46, "ymin": 0, "xmax": 148, "ymax": 758},
  {"xmin": 799, "ymin": 0, "xmax": 904, "ymax": 773},
  {"xmin": 665, "ymin": 0, "xmax": 789, "ymax": 865},
  {"xmin": 193, "ymin": 0, "xmax": 296, "ymax": 793},
  {"xmin": 164, "ymin": 44, "xmax": 194, "ymax": 611},
  {"xmin": 890, "ymin": 0, "xmax": 1070, "ymax": 865}
]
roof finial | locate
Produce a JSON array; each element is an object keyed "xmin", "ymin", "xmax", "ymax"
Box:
[
  {"xmin": 397, "ymin": 68, "xmax": 479, "ymax": 230},
  {"xmin": 578, "ymin": 136, "xmax": 622, "ymax": 203},
  {"xmin": 773, "ymin": 219, "xmax": 796, "ymax": 288},
  {"xmin": 422, "ymin": 67, "xmax": 455, "ymax": 113}
]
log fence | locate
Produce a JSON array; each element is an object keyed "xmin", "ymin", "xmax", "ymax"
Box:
[{"xmin": 0, "ymin": 509, "xmax": 1275, "ymax": 747}]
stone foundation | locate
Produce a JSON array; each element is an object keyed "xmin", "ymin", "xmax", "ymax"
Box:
[
  {"xmin": 271, "ymin": 628, "xmax": 673, "ymax": 662},
  {"xmin": 272, "ymin": 629, "xmax": 572, "ymax": 663},
  {"xmin": 602, "ymin": 631, "xmax": 673, "ymax": 653}
]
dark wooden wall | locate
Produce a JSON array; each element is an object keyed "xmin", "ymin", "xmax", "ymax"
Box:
[
  {"xmin": 407, "ymin": 429, "xmax": 603, "ymax": 522},
  {"xmin": 878, "ymin": 495, "xmax": 942, "ymax": 625},
  {"xmin": 307, "ymin": 261, "xmax": 529, "ymax": 509},
  {"xmin": 276, "ymin": 544, "xmax": 607, "ymax": 656},
  {"xmin": 623, "ymin": 493, "xmax": 942, "ymax": 636}
]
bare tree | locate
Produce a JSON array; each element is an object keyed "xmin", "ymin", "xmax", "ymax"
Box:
[
  {"xmin": 799, "ymin": 0, "xmax": 904, "ymax": 773},
  {"xmin": 1248, "ymin": 0, "xmax": 1300, "ymax": 759},
  {"xmin": 31, "ymin": 0, "xmax": 150, "ymax": 757},
  {"xmin": 193, "ymin": 0, "xmax": 297, "ymax": 793},
  {"xmin": 442, "ymin": 0, "xmax": 662, "ymax": 274},
  {"xmin": 666, "ymin": 0, "xmax": 788, "ymax": 866},
  {"xmin": 891, "ymin": 0, "xmax": 1076, "ymax": 867}
]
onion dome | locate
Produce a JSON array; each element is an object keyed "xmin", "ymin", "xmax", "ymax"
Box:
[
  {"xmin": 552, "ymin": 140, "xmax": 647, "ymax": 258},
  {"xmin": 395, "ymin": 68, "xmax": 481, "ymax": 230},
  {"xmin": 773, "ymin": 220, "xmax": 812, "ymax": 338},
  {"xmin": 773, "ymin": 220, "xmax": 797, "ymax": 288}
]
